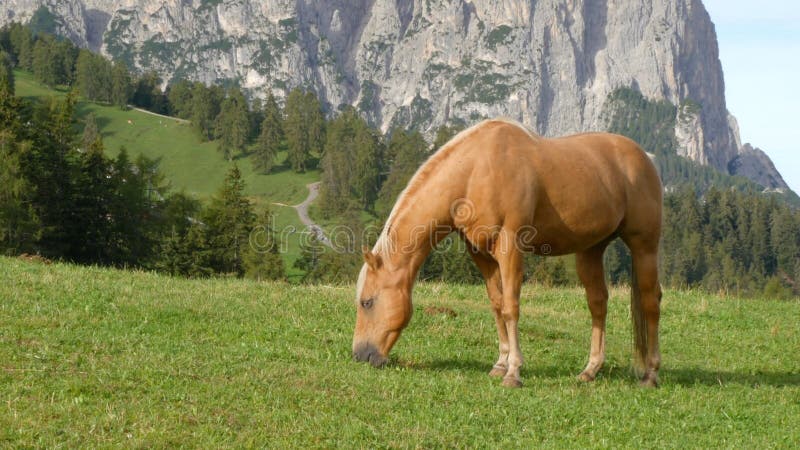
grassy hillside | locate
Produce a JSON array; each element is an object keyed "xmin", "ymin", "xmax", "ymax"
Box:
[
  {"xmin": 13, "ymin": 69, "xmax": 320, "ymax": 276},
  {"xmin": 2, "ymin": 257, "xmax": 798, "ymax": 447}
]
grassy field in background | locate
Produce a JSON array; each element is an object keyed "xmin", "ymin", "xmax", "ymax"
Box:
[
  {"xmin": 2, "ymin": 257, "xmax": 798, "ymax": 447},
  {"xmin": 13, "ymin": 70, "xmax": 319, "ymax": 277}
]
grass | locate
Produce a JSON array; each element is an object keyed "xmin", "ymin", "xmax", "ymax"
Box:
[
  {"xmin": 13, "ymin": 70, "xmax": 320, "ymax": 278},
  {"xmin": 2, "ymin": 257, "xmax": 799, "ymax": 447}
]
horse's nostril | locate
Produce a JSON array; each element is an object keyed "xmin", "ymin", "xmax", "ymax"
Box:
[{"xmin": 353, "ymin": 342, "xmax": 381, "ymax": 364}]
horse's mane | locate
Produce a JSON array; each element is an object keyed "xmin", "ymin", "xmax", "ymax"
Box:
[{"xmin": 372, "ymin": 118, "xmax": 536, "ymax": 256}]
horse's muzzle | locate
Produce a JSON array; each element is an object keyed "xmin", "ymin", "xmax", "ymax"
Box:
[{"xmin": 352, "ymin": 342, "xmax": 387, "ymax": 368}]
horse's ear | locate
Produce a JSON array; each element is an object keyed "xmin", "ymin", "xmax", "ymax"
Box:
[{"xmin": 362, "ymin": 246, "xmax": 382, "ymax": 270}]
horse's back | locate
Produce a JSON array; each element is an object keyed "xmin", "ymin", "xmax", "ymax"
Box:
[{"xmin": 461, "ymin": 121, "xmax": 662, "ymax": 255}]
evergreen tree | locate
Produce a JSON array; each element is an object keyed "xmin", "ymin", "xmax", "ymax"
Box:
[
  {"xmin": 75, "ymin": 50, "xmax": 111, "ymax": 103},
  {"xmin": 771, "ymin": 207, "xmax": 800, "ymax": 277},
  {"xmin": 294, "ymin": 234, "xmax": 324, "ymax": 280},
  {"xmin": 353, "ymin": 118, "xmax": 382, "ymax": 211},
  {"xmin": 165, "ymin": 79, "xmax": 194, "ymax": 119},
  {"xmin": 285, "ymin": 88, "xmax": 310, "ymax": 172},
  {"xmin": 70, "ymin": 136, "xmax": 114, "ymax": 264},
  {"xmin": 0, "ymin": 132, "xmax": 38, "ymax": 254},
  {"xmin": 432, "ymin": 124, "xmax": 465, "ymax": 151},
  {"xmin": 376, "ymin": 129, "xmax": 428, "ymax": 219},
  {"xmin": 23, "ymin": 93, "xmax": 78, "ymax": 258},
  {"xmin": 320, "ymin": 108, "xmax": 357, "ymax": 215},
  {"xmin": 285, "ymin": 88, "xmax": 325, "ymax": 172},
  {"xmin": 604, "ymin": 239, "xmax": 631, "ymax": 284},
  {"xmin": 81, "ymin": 113, "xmax": 100, "ymax": 151},
  {"xmin": 0, "ymin": 50, "xmax": 14, "ymax": 96},
  {"xmin": 203, "ymin": 165, "xmax": 256, "ymax": 275},
  {"xmin": 253, "ymin": 93, "xmax": 283, "ymax": 173},
  {"xmin": 8, "ymin": 24, "xmax": 34, "ymax": 71},
  {"xmin": 157, "ymin": 223, "xmax": 213, "ymax": 278},
  {"xmin": 32, "ymin": 35, "xmax": 58, "ymax": 87},
  {"xmin": 243, "ymin": 209, "xmax": 285, "ymax": 280},
  {"xmin": 111, "ymin": 60, "xmax": 133, "ymax": 109},
  {"xmin": 214, "ymin": 87, "xmax": 250, "ymax": 160},
  {"xmin": 132, "ymin": 72, "xmax": 167, "ymax": 114},
  {"xmin": 249, "ymin": 96, "xmax": 264, "ymax": 141},
  {"xmin": 190, "ymin": 82, "xmax": 221, "ymax": 141}
]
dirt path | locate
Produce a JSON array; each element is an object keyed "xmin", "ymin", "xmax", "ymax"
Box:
[
  {"xmin": 289, "ymin": 182, "xmax": 333, "ymax": 248},
  {"xmin": 128, "ymin": 105, "xmax": 190, "ymax": 124}
]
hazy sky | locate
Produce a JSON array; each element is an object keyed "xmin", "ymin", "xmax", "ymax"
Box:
[{"xmin": 702, "ymin": 0, "xmax": 800, "ymax": 192}]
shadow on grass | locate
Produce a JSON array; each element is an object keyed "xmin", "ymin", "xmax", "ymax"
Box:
[
  {"xmin": 664, "ymin": 368, "xmax": 800, "ymax": 387},
  {"xmin": 396, "ymin": 358, "xmax": 800, "ymax": 387}
]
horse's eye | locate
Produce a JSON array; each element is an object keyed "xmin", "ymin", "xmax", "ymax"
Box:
[{"xmin": 360, "ymin": 298, "xmax": 374, "ymax": 309}]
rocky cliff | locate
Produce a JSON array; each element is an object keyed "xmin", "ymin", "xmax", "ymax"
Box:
[{"xmin": 1, "ymin": 0, "xmax": 789, "ymax": 189}]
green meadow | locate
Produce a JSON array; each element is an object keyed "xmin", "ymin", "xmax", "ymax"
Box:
[
  {"xmin": 13, "ymin": 70, "xmax": 321, "ymax": 277},
  {"xmin": 2, "ymin": 257, "xmax": 798, "ymax": 447}
]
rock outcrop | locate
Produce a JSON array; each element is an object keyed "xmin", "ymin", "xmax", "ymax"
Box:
[{"xmin": 1, "ymin": 0, "xmax": 789, "ymax": 189}]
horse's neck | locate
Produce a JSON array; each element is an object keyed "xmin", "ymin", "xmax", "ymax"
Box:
[{"xmin": 380, "ymin": 191, "xmax": 456, "ymax": 280}]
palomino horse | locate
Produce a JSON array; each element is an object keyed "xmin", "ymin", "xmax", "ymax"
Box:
[{"xmin": 353, "ymin": 119, "xmax": 663, "ymax": 387}]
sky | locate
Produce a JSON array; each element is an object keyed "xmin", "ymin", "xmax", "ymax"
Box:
[{"xmin": 702, "ymin": 0, "xmax": 800, "ymax": 193}]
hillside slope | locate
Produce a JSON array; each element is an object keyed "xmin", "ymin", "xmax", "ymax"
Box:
[
  {"xmin": 13, "ymin": 70, "xmax": 320, "ymax": 275},
  {"xmin": 0, "ymin": 0, "xmax": 789, "ymax": 190},
  {"xmin": 2, "ymin": 257, "xmax": 799, "ymax": 446}
]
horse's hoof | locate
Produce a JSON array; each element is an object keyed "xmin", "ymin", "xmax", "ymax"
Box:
[
  {"xmin": 577, "ymin": 371, "xmax": 595, "ymax": 382},
  {"xmin": 639, "ymin": 375, "xmax": 659, "ymax": 388},
  {"xmin": 502, "ymin": 377, "xmax": 523, "ymax": 388},
  {"xmin": 489, "ymin": 366, "xmax": 507, "ymax": 377}
]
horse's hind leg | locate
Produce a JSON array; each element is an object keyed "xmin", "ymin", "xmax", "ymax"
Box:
[
  {"xmin": 467, "ymin": 247, "xmax": 509, "ymax": 377},
  {"xmin": 576, "ymin": 243, "xmax": 609, "ymax": 382}
]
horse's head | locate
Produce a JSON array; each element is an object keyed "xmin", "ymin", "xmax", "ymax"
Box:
[{"xmin": 352, "ymin": 248, "xmax": 412, "ymax": 367}]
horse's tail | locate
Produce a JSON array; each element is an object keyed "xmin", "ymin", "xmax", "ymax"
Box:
[{"xmin": 630, "ymin": 266, "xmax": 648, "ymax": 372}]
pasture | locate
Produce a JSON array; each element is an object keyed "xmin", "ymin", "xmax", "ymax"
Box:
[{"xmin": 2, "ymin": 257, "xmax": 798, "ymax": 447}]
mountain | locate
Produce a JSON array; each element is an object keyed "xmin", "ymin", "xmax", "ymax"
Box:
[{"xmin": 0, "ymin": 0, "xmax": 790, "ymax": 190}]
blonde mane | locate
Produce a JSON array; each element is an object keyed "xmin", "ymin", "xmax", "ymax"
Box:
[{"xmin": 372, "ymin": 118, "xmax": 536, "ymax": 256}]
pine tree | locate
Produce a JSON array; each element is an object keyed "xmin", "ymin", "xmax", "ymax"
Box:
[
  {"xmin": 70, "ymin": 136, "xmax": 114, "ymax": 264},
  {"xmin": 376, "ymin": 129, "xmax": 428, "ymax": 219},
  {"xmin": 253, "ymin": 93, "xmax": 283, "ymax": 174},
  {"xmin": 320, "ymin": 108, "xmax": 356, "ymax": 215},
  {"xmin": 191, "ymin": 82, "xmax": 221, "ymax": 141},
  {"xmin": 305, "ymin": 91, "xmax": 326, "ymax": 162},
  {"xmin": 8, "ymin": 24, "xmax": 34, "ymax": 71},
  {"xmin": 203, "ymin": 165, "xmax": 256, "ymax": 275},
  {"xmin": 0, "ymin": 50, "xmax": 14, "ymax": 96},
  {"xmin": 243, "ymin": 209, "xmax": 285, "ymax": 280},
  {"xmin": 432, "ymin": 124, "xmax": 465, "ymax": 151},
  {"xmin": 0, "ymin": 132, "xmax": 38, "ymax": 254},
  {"xmin": 32, "ymin": 36, "xmax": 58, "ymax": 87},
  {"xmin": 132, "ymin": 72, "xmax": 167, "ymax": 113},
  {"xmin": 111, "ymin": 60, "xmax": 133, "ymax": 109},
  {"xmin": 285, "ymin": 88, "xmax": 326, "ymax": 172},
  {"xmin": 285, "ymin": 88, "xmax": 310, "ymax": 172},
  {"xmin": 214, "ymin": 87, "xmax": 250, "ymax": 160},
  {"xmin": 75, "ymin": 50, "xmax": 111, "ymax": 103},
  {"xmin": 166, "ymin": 79, "xmax": 194, "ymax": 118},
  {"xmin": 353, "ymin": 118, "xmax": 382, "ymax": 211},
  {"xmin": 81, "ymin": 113, "xmax": 100, "ymax": 151}
]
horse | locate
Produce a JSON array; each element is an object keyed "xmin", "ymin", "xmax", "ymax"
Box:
[{"xmin": 353, "ymin": 118, "xmax": 663, "ymax": 387}]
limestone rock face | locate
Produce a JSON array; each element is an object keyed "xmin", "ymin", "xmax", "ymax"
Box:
[{"xmin": 1, "ymin": 0, "xmax": 788, "ymax": 189}]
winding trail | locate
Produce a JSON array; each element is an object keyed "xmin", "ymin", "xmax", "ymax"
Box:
[{"xmin": 279, "ymin": 182, "xmax": 332, "ymax": 248}]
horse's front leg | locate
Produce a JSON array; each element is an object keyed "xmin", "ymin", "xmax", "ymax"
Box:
[
  {"xmin": 467, "ymin": 247, "xmax": 508, "ymax": 377},
  {"xmin": 493, "ymin": 231, "xmax": 525, "ymax": 388}
]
